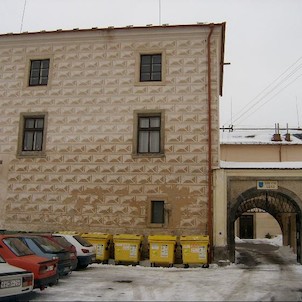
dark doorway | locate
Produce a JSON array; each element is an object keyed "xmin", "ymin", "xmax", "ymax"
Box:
[{"xmin": 239, "ymin": 215, "xmax": 254, "ymax": 239}]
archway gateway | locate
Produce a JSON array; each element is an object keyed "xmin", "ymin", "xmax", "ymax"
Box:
[{"xmin": 228, "ymin": 187, "xmax": 302, "ymax": 263}]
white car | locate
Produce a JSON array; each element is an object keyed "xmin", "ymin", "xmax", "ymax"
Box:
[
  {"xmin": 0, "ymin": 254, "xmax": 34, "ymax": 299},
  {"xmin": 54, "ymin": 232, "xmax": 96, "ymax": 269}
]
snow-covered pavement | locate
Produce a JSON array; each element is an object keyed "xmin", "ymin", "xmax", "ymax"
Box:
[{"xmin": 18, "ymin": 237, "xmax": 302, "ymax": 301}]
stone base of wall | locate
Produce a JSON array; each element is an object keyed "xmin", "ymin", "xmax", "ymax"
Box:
[{"xmin": 212, "ymin": 246, "xmax": 231, "ymax": 264}]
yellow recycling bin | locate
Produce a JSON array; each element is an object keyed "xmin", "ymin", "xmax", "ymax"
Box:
[
  {"xmin": 81, "ymin": 233, "xmax": 113, "ymax": 264},
  {"xmin": 180, "ymin": 235, "xmax": 209, "ymax": 268},
  {"xmin": 113, "ymin": 234, "xmax": 143, "ymax": 265},
  {"xmin": 148, "ymin": 235, "xmax": 177, "ymax": 267}
]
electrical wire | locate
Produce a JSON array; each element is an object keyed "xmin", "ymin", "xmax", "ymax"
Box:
[
  {"xmin": 235, "ymin": 72, "xmax": 302, "ymax": 125},
  {"xmin": 224, "ymin": 56, "xmax": 302, "ymax": 126}
]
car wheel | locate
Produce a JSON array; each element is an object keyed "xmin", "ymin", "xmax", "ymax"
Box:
[{"xmin": 77, "ymin": 263, "xmax": 88, "ymax": 270}]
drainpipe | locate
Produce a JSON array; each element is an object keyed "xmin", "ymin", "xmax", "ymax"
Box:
[{"xmin": 207, "ymin": 24, "xmax": 215, "ymax": 263}]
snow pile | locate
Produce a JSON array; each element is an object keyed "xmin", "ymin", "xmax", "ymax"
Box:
[{"xmin": 235, "ymin": 235, "xmax": 282, "ymax": 246}]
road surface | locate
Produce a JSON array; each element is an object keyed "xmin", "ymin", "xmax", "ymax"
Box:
[{"xmin": 7, "ymin": 240, "xmax": 302, "ymax": 301}]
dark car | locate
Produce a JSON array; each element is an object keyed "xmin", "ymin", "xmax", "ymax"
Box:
[
  {"xmin": 16, "ymin": 235, "xmax": 71, "ymax": 277},
  {"xmin": 36, "ymin": 234, "xmax": 78, "ymax": 271}
]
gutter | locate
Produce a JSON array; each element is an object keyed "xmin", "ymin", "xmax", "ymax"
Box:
[{"xmin": 207, "ymin": 24, "xmax": 215, "ymax": 263}]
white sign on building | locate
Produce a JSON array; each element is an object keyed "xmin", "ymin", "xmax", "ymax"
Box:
[{"xmin": 257, "ymin": 180, "xmax": 278, "ymax": 190}]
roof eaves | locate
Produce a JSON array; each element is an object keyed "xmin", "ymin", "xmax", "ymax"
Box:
[{"xmin": 0, "ymin": 22, "xmax": 226, "ymax": 37}]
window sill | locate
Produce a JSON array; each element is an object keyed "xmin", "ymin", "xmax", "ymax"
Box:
[
  {"xmin": 17, "ymin": 151, "xmax": 46, "ymax": 158},
  {"xmin": 148, "ymin": 223, "xmax": 167, "ymax": 228},
  {"xmin": 134, "ymin": 80, "xmax": 166, "ymax": 86},
  {"xmin": 132, "ymin": 153, "xmax": 165, "ymax": 159}
]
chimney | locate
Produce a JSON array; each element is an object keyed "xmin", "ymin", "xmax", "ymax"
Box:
[
  {"xmin": 285, "ymin": 123, "xmax": 291, "ymax": 142},
  {"xmin": 272, "ymin": 123, "xmax": 282, "ymax": 141}
]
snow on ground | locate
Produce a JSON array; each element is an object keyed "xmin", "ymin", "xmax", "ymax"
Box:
[
  {"xmin": 21, "ymin": 235, "xmax": 302, "ymax": 302},
  {"xmin": 236, "ymin": 235, "xmax": 297, "ymax": 262},
  {"xmin": 235, "ymin": 235, "xmax": 283, "ymax": 245}
]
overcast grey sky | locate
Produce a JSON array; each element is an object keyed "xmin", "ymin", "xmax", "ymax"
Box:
[{"xmin": 1, "ymin": 0, "xmax": 302, "ymax": 128}]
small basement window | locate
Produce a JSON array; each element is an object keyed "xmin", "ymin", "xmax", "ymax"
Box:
[{"xmin": 151, "ymin": 201, "xmax": 165, "ymax": 224}]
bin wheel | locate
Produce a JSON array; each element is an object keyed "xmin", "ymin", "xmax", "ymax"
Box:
[
  {"xmin": 202, "ymin": 264, "xmax": 209, "ymax": 268},
  {"xmin": 184, "ymin": 264, "xmax": 189, "ymax": 269}
]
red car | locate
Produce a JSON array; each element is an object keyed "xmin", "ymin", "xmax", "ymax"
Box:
[{"xmin": 0, "ymin": 235, "xmax": 58, "ymax": 290}]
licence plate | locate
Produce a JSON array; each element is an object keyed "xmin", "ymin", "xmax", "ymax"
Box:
[
  {"xmin": 46, "ymin": 265, "xmax": 54, "ymax": 271},
  {"xmin": 1, "ymin": 279, "xmax": 21, "ymax": 289}
]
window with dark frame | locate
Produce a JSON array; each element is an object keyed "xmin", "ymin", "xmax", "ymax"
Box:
[
  {"xmin": 138, "ymin": 115, "xmax": 161, "ymax": 154},
  {"xmin": 29, "ymin": 59, "xmax": 50, "ymax": 86},
  {"xmin": 140, "ymin": 54, "xmax": 162, "ymax": 82},
  {"xmin": 22, "ymin": 117, "xmax": 44, "ymax": 151},
  {"xmin": 151, "ymin": 201, "xmax": 165, "ymax": 224}
]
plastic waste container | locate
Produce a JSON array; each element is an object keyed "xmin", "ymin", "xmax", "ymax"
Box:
[
  {"xmin": 81, "ymin": 233, "xmax": 113, "ymax": 264},
  {"xmin": 148, "ymin": 235, "xmax": 177, "ymax": 267},
  {"xmin": 113, "ymin": 234, "xmax": 143, "ymax": 265},
  {"xmin": 180, "ymin": 235, "xmax": 209, "ymax": 268}
]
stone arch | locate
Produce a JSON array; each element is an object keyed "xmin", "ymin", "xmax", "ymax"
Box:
[{"xmin": 228, "ymin": 186, "xmax": 302, "ymax": 263}]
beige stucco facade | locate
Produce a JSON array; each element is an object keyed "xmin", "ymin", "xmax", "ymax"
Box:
[
  {"xmin": 221, "ymin": 144, "xmax": 302, "ymax": 162},
  {"xmin": 0, "ymin": 24, "xmax": 225, "ymax": 254}
]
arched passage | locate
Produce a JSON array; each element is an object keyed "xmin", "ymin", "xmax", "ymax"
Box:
[{"xmin": 228, "ymin": 187, "xmax": 302, "ymax": 263}]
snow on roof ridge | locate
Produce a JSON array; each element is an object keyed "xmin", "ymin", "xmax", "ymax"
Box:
[
  {"xmin": 220, "ymin": 160, "xmax": 302, "ymax": 169},
  {"xmin": 220, "ymin": 128, "xmax": 302, "ymax": 145}
]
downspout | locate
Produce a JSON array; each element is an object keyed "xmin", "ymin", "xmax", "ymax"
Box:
[{"xmin": 207, "ymin": 24, "xmax": 215, "ymax": 263}]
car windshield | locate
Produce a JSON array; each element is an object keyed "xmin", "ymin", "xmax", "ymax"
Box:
[
  {"xmin": 74, "ymin": 235, "xmax": 93, "ymax": 247},
  {"xmin": 3, "ymin": 237, "xmax": 34, "ymax": 256},
  {"xmin": 53, "ymin": 236, "xmax": 73, "ymax": 248},
  {"xmin": 31, "ymin": 237, "xmax": 65, "ymax": 253}
]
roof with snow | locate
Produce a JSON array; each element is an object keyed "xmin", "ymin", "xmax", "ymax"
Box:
[
  {"xmin": 220, "ymin": 128, "xmax": 302, "ymax": 145},
  {"xmin": 220, "ymin": 161, "xmax": 302, "ymax": 169}
]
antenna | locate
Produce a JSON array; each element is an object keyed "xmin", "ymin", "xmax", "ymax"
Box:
[
  {"xmin": 296, "ymin": 97, "xmax": 300, "ymax": 128},
  {"xmin": 159, "ymin": 0, "xmax": 161, "ymax": 25},
  {"xmin": 20, "ymin": 0, "xmax": 27, "ymax": 33},
  {"xmin": 230, "ymin": 97, "xmax": 233, "ymax": 126}
]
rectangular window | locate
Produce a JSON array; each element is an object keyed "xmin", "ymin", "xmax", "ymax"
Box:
[
  {"xmin": 22, "ymin": 117, "xmax": 44, "ymax": 151},
  {"xmin": 17, "ymin": 112, "xmax": 47, "ymax": 157},
  {"xmin": 138, "ymin": 115, "xmax": 161, "ymax": 153},
  {"xmin": 29, "ymin": 59, "xmax": 50, "ymax": 86},
  {"xmin": 140, "ymin": 54, "xmax": 162, "ymax": 82},
  {"xmin": 151, "ymin": 201, "xmax": 165, "ymax": 224}
]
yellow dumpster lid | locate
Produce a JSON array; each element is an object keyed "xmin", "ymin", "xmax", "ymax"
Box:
[
  {"xmin": 148, "ymin": 235, "xmax": 177, "ymax": 241},
  {"xmin": 55, "ymin": 231, "xmax": 80, "ymax": 235},
  {"xmin": 113, "ymin": 234, "xmax": 143, "ymax": 240},
  {"xmin": 180, "ymin": 235, "xmax": 209, "ymax": 241},
  {"xmin": 81, "ymin": 232, "xmax": 113, "ymax": 239}
]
